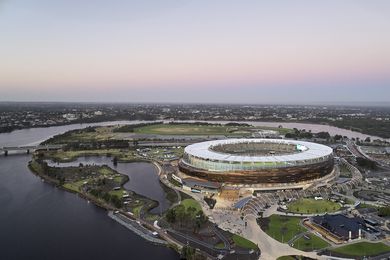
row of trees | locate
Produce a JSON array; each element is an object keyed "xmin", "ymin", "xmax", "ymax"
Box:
[
  {"xmin": 378, "ymin": 206, "xmax": 390, "ymax": 217},
  {"xmin": 166, "ymin": 205, "xmax": 207, "ymax": 233},
  {"xmin": 89, "ymin": 188, "xmax": 122, "ymax": 208},
  {"xmin": 113, "ymin": 122, "xmax": 163, "ymax": 132},
  {"xmin": 285, "ymin": 128, "xmax": 331, "ymax": 140},
  {"xmin": 31, "ymin": 158, "xmax": 67, "ymax": 185},
  {"xmin": 356, "ymin": 157, "xmax": 377, "ymax": 170},
  {"xmin": 180, "ymin": 245, "xmax": 206, "ymax": 260}
]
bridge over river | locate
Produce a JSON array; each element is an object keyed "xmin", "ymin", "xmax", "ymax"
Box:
[{"xmin": 0, "ymin": 145, "xmax": 63, "ymax": 155}]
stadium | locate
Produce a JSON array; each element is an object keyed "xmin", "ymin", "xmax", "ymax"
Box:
[{"xmin": 178, "ymin": 139, "xmax": 335, "ymax": 188}]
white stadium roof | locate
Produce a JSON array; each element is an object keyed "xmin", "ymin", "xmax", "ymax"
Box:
[{"xmin": 184, "ymin": 139, "xmax": 333, "ymax": 163}]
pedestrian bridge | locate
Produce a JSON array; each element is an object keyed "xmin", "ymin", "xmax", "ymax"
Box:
[{"xmin": 0, "ymin": 145, "xmax": 63, "ymax": 155}]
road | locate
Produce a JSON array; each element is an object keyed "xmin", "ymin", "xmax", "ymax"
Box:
[
  {"xmin": 212, "ymin": 225, "xmax": 231, "ymax": 250},
  {"xmin": 347, "ymin": 141, "xmax": 390, "ymax": 170}
]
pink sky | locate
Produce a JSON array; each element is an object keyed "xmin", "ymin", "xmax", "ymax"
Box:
[{"xmin": 0, "ymin": 0, "xmax": 389, "ymax": 103}]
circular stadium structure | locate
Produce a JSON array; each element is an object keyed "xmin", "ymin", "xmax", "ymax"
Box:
[{"xmin": 179, "ymin": 139, "xmax": 334, "ymax": 185}]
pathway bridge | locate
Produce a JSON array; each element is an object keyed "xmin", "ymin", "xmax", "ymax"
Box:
[{"xmin": 0, "ymin": 144, "xmax": 63, "ymax": 155}]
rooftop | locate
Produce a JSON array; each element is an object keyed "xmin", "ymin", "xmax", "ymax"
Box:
[
  {"xmin": 312, "ymin": 214, "xmax": 366, "ymax": 240},
  {"xmin": 184, "ymin": 138, "xmax": 333, "ymax": 163}
]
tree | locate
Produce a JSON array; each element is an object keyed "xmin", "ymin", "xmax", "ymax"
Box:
[
  {"xmin": 378, "ymin": 206, "xmax": 390, "ymax": 217},
  {"xmin": 175, "ymin": 205, "xmax": 186, "ymax": 226},
  {"xmin": 187, "ymin": 207, "xmax": 197, "ymax": 220},
  {"xmin": 180, "ymin": 245, "xmax": 195, "ymax": 260},
  {"xmin": 111, "ymin": 196, "xmax": 122, "ymax": 208},
  {"xmin": 166, "ymin": 209, "xmax": 176, "ymax": 223},
  {"xmin": 194, "ymin": 210, "xmax": 207, "ymax": 232},
  {"xmin": 356, "ymin": 157, "xmax": 377, "ymax": 170},
  {"xmin": 102, "ymin": 192, "xmax": 111, "ymax": 202},
  {"xmin": 316, "ymin": 131, "xmax": 330, "ymax": 139},
  {"xmin": 113, "ymin": 156, "xmax": 118, "ymax": 166}
]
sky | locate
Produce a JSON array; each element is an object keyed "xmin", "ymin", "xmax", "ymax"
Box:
[{"xmin": 0, "ymin": 0, "xmax": 389, "ymax": 104}]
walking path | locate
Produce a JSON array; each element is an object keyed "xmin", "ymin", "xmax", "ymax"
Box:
[
  {"xmin": 242, "ymin": 215, "xmax": 325, "ymax": 259},
  {"xmin": 108, "ymin": 211, "xmax": 168, "ymax": 245}
]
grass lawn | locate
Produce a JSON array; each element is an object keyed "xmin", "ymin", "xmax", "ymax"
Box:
[
  {"xmin": 330, "ymin": 242, "xmax": 390, "ymax": 257},
  {"xmin": 134, "ymin": 123, "xmax": 292, "ymax": 136},
  {"xmin": 134, "ymin": 123, "xmax": 236, "ymax": 135},
  {"xmin": 109, "ymin": 189, "xmax": 126, "ymax": 199},
  {"xmin": 97, "ymin": 166, "xmax": 119, "ymax": 176},
  {"xmin": 292, "ymin": 234, "xmax": 329, "ymax": 251},
  {"xmin": 287, "ymin": 198, "xmax": 341, "ymax": 214},
  {"xmin": 232, "ymin": 234, "xmax": 258, "ymax": 250},
  {"xmin": 114, "ymin": 176, "xmax": 124, "ymax": 183},
  {"xmin": 45, "ymin": 149, "xmax": 137, "ymax": 162},
  {"xmin": 131, "ymin": 205, "xmax": 143, "ymax": 217},
  {"xmin": 277, "ymin": 256, "xmax": 306, "ymax": 260},
  {"xmin": 277, "ymin": 256, "xmax": 295, "ymax": 260},
  {"xmin": 46, "ymin": 126, "xmax": 115, "ymax": 144},
  {"xmin": 180, "ymin": 199, "xmax": 201, "ymax": 211},
  {"xmin": 263, "ymin": 215, "xmax": 305, "ymax": 243},
  {"xmin": 214, "ymin": 242, "xmax": 225, "ymax": 249},
  {"xmin": 357, "ymin": 203, "xmax": 379, "ymax": 209},
  {"xmin": 63, "ymin": 179, "xmax": 88, "ymax": 192}
]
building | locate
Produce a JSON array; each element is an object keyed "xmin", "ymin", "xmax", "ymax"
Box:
[
  {"xmin": 312, "ymin": 214, "xmax": 365, "ymax": 241},
  {"xmin": 178, "ymin": 139, "xmax": 334, "ymax": 188},
  {"xmin": 182, "ymin": 177, "xmax": 221, "ymax": 194}
]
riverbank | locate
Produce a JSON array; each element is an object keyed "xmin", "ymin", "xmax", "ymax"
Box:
[
  {"xmin": 28, "ymin": 159, "xmax": 125, "ymax": 211},
  {"xmin": 108, "ymin": 211, "xmax": 168, "ymax": 245}
]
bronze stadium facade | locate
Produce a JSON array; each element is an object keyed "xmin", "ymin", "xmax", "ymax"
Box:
[{"xmin": 179, "ymin": 139, "xmax": 334, "ymax": 185}]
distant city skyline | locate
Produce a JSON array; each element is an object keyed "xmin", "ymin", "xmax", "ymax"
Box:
[{"xmin": 1, "ymin": 0, "xmax": 389, "ymax": 103}]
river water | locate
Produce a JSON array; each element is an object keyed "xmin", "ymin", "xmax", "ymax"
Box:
[{"xmin": 0, "ymin": 119, "xmax": 386, "ymax": 259}]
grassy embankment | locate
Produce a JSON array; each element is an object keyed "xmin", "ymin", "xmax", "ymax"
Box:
[
  {"xmin": 277, "ymin": 256, "xmax": 306, "ymax": 260},
  {"xmin": 287, "ymin": 198, "xmax": 341, "ymax": 214},
  {"xmin": 330, "ymin": 241, "xmax": 390, "ymax": 257},
  {"xmin": 232, "ymin": 234, "xmax": 258, "ymax": 250},
  {"xmin": 44, "ymin": 126, "xmax": 116, "ymax": 144},
  {"xmin": 180, "ymin": 199, "xmax": 202, "ymax": 211},
  {"xmin": 292, "ymin": 233, "xmax": 329, "ymax": 251},
  {"xmin": 259, "ymin": 215, "xmax": 305, "ymax": 243}
]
